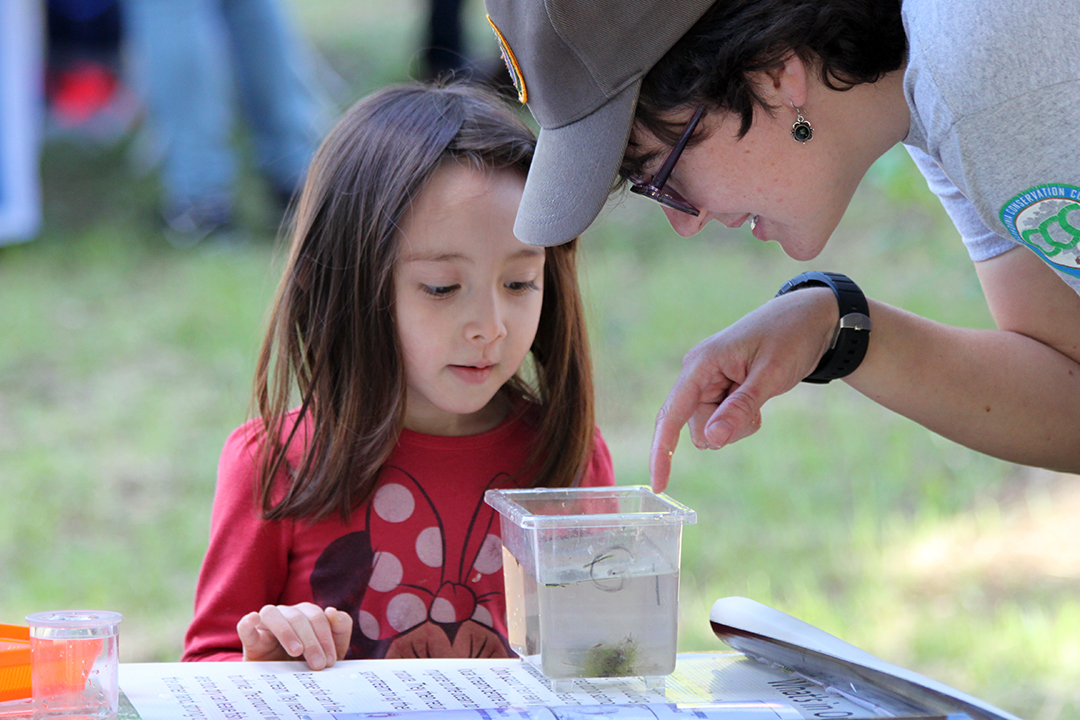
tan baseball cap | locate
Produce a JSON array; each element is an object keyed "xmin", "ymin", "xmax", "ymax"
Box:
[{"xmin": 484, "ymin": 0, "xmax": 716, "ymax": 246}]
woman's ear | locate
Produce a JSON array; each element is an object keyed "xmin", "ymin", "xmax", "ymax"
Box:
[{"xmin": 758, "ymin": 53, "xmax": 810, "ymax": 110}]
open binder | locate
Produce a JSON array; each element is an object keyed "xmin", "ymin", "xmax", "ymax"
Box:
[{"xmin": 709, "ymin": 597, "xmax": 1022, "ymax": 720}]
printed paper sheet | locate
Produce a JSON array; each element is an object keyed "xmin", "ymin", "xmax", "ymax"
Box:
[{"xmin": 119, "ymin": 654, "xmax": 872, "ymax": 720}]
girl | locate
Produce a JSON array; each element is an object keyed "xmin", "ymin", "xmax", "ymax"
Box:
[{"xmin": 182, "ymin": 82, "xmax": 615, "ymax": 668}]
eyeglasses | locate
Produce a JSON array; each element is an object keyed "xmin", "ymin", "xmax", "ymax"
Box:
[{"xmin": 628, "ymin": 104, "xmax": 705, "ymax": 217}]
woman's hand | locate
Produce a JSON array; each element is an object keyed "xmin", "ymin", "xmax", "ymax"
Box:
[
  {"xmin": 650, "ymin": 287, "xmax": 838, "ymax": 491},
  {"xmin": 652, "ymin": 248, "xmax": 1080, "ymax": 492},
  {"xmin": 237, "ymin": 603, "xmax": 352, "ymax": 670}
]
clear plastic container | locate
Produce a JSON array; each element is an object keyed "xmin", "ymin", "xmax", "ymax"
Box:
[
  {"xmin": 26, "ymin": 611, "xmax": 122, "ymax": 720},
  {"xmin": 485, "ymin": 486, "xmax": 696, "ymax": 691}
]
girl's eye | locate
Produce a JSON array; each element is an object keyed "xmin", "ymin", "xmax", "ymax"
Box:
[
  {"xmin": 506, "ymin": 280, "xmax": 540, "ymax": 294},
  {"xmin": 422, "ymin": 284, "xmax": 459, "ymax": 297}
]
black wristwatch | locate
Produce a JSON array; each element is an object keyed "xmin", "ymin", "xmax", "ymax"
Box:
[{"xmin": 776, "ymin": 271, "xmax": 872, "ymax": 384}]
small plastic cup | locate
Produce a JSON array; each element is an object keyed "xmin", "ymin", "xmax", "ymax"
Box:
[{"xmin": 25, "ymin": 611, "xmax": 122, "ymax": 720}]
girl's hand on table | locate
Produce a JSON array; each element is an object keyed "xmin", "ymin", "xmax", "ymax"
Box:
[{"xmin": 238, "ymin": 603, "xmax": 352, "ymax": 670}]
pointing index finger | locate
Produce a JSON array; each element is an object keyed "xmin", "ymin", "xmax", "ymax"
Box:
[
  {"xmin": 649, "ymin": 384, "xmax": 701, "ymax": 492},
  {"xmin": 650, "ymin": 431, "xmax": 674, "ymax": 492}
]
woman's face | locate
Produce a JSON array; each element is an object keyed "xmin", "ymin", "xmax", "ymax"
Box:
[{"xmin": 633, "ymin": 103, "xmax": 865, "ymax": 260}]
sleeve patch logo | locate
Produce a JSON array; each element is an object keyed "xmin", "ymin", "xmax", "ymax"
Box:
[
  {"xmin": 486, "ymin": 15, "xmax": 527, "ymax": 104},
  {"xmin": 1000, "ymin": 184, "xmax": 1080, "ymax": 278}
]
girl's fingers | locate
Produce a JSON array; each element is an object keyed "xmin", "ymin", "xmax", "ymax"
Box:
[
  {"xmin": 256, "ymin": 604, "xmax": 318, "ymax": 669},
  {"xmin": 258, "ymin": 603, "xmax": 342, "ymax": 670},
  {"xmin": 327, "ymin": 608, "xmax": 353, "ymax": 661},
  {"xmin": 237, "ymin": 611, "xmax": 285, "ymax": 661},
  {"xmin": 236, "ymin": 612, "xmax": 260, "ymax": 650},
  {"xmin": 239, "ymin": 605, "xmax": 349, "ymax": 668}
]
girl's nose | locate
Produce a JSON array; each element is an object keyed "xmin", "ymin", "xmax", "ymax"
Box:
[
  {"xmin": 663, "ymin": 205, "xmax": 710, "ymax": 237},
  {"xmin": 465, "ymin": 292, "xmax": 507, "ymax": 343}
]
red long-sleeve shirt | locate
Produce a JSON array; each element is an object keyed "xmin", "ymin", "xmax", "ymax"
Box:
[{"xmin": 183, "ymin": 407, "xmax": 614, "ymax": 661}]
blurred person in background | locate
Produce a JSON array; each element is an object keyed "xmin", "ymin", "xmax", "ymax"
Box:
[
  {"xmin": 0, "ymin": 0, "xmax": 43, "ymax": 246},
  {"xmin": 45, "ymin": 0, "xmax": 136, "ymax": 141},
  {"xmin": 122, "ymin": 0, "xmax": 329, "ymax": 247},
  {"xmin": 482, "ymin": 0, "xmax": 1080, "ymax": 482},
  {"xmin": 420, "ymin": 0, "xmax": 511, "ymax": 92},
  {"xmin": 422, "ymin": 0, "xmax": 467, "ymax": 80}
]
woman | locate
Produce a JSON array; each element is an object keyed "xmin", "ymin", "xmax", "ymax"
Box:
[{"xmin": 483, "ymin": 0, "xmax": 1080, "ymax": 484}]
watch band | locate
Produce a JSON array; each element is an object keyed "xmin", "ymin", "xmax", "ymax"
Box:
[{"xmin": 775, "ymin": 271, "xmax": 872, "ymax": 384}]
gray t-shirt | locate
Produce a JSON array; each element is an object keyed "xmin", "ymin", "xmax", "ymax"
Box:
[{"xmin": 901, "ymin": 0, "xmax": 1080, "ymax": 295}]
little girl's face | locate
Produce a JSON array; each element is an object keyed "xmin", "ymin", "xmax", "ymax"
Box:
[{"xmin": 393, "ymin": 163, "xmax": 545, "ymax": 436}]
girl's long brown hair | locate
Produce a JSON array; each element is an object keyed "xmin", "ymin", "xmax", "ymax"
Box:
[{"xmin": 253, "ymin": 82, "xmax": 595, "ymax": 522}]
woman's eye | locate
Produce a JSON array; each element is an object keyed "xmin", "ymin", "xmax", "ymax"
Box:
[
  {"xmin": 506, "ymin": 280, "xmax": 540, "ymax": 294},
  {"xmin": 422, "ymin": 284, "xmax": 459, "ymax": 297}
]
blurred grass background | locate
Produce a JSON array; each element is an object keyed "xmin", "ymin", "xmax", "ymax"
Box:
[{"xmin": 2, "ymin": 2, "xmax": 1078, "ymax": 719}]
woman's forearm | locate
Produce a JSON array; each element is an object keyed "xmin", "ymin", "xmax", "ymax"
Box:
[{"xmin": 847, "ymin": 298, "xmax": 1080, "ymax": 471}]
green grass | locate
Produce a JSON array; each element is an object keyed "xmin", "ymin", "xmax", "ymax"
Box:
[{"xmin": 1, "ymin": 2, "xmax": 1077, "ymax": 718}]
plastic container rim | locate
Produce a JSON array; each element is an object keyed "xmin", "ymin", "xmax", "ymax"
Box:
[
  {"xmin": 485, "ymin": 485, "xmax": 697, "ymax": 529},
  {"xmin": 25, "ymin": 611, "xmax": 122, "ymax": 637}
]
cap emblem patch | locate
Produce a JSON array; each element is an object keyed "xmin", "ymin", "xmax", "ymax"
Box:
[{"xmin": 487, "ymin": 15, "xmax": 527, "ymax": 104}]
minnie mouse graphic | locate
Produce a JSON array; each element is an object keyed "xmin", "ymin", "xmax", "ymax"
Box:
[{"xmin": 311, "ymin": 467, "xmax": 515, "ymax": 659}]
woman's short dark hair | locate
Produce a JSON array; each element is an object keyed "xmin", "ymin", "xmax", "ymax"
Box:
[{"xmin": 622, "ymin": 0, "xmax": 906, "ymax": 177}]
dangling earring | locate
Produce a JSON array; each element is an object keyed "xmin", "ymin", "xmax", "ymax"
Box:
[{"xmin": 791, "ymin": 107, "xmax": 813, "ymax": 143}]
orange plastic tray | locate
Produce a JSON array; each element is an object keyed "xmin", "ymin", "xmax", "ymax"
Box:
[{"xmin": 0, "ymin": 625, "xmax": 30, "ymax": 703}]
